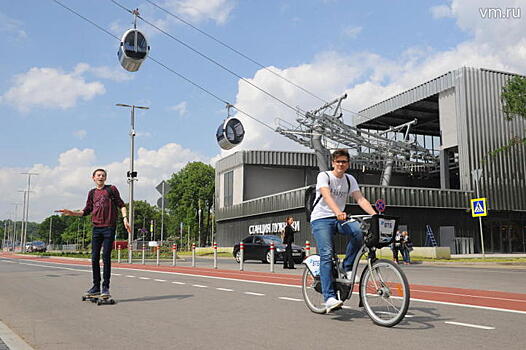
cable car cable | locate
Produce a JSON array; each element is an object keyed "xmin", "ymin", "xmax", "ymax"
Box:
[
  {"xmin": 51, "ymin": 0, "xmax": 275, "ymax": 132},
  {"xmin": 110, "ymin": 0, "xmax": 306, "ymax": 116}
]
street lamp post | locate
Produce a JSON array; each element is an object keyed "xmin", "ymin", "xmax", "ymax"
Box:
[
  {"xmin": 116, "ymin": 103, "xmax": 149, "ymax": 263},
  {"xmin": 20, "ymin": 172, "xmax": 38, "ymax": 253},
  {"xmin": 48, "ymin": 215, "xmax": 53, "ymax": 247}
]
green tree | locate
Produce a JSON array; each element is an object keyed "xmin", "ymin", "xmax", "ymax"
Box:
[
  {"xmin": 166, "ymin": 162, "xmax": 215, "ymax": 248},
  {"xmin": 494, "ymin": 75, "xmax": 526, "ymax": 155},
  {"xmin": 115, "ymin": 200, "xmax": 161, "ymax": 241}
]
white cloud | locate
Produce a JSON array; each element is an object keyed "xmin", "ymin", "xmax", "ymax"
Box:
[
  {"xmin": 88, "ymin": 65, "xmax": 134, "ymax": 82},
  {"xmin": 214, "ymin": 0, "xmax": 526, "ymax": 160},
  {"xmin": 430, "ymin": 4, "xmax": 454, "ymax": 19},
  {"xmin": 169, "ymin": 101, "xmax": 188, "ymax": 116},
  {"xmin": 163, "ymin": 0, "xmax": 236, "ymax": 24},
  {"xmin": 1, "ymin": 65, "xmax": 105, "ymax": 112},
  {"xmin": 73, "ymin": 130, "xmax": 87, "ymax": 140},
  {"xmin": 343, "ymin": 26, "xmax": 362, "ymax": 39},
  {"xmin": 0, "ymin": 11, "xmax": 27, "ymax": 39},
  {"xmin": 0, "ymin": 144, "xmax": 209, "ymax": 222}
]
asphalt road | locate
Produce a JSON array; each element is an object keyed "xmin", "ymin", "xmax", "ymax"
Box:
[{"xmin": 1, "ymin": 256, "xmax": 525, "ymax": 350}]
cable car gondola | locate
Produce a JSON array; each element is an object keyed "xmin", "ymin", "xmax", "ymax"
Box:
[
  {"xmin": 117, "ymin": 9, "xmax": 150, "ymax": 72},
  {"xmin": 216, "ymin": 117, "xmax": 245, "ymax": 150}
]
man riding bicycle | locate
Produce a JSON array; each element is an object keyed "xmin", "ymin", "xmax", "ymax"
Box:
[{"xmin": 310, "ymin": 149, "xmax": 377, "ymax": 313}]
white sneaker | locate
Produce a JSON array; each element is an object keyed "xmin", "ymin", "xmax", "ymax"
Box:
[
  {"xmin": 345, "ymin": 270, "xmax": 353, "ymax": 280},
  {"xmin": 325, "ymin": 297, "xmax": 343, "ymax": 313}
]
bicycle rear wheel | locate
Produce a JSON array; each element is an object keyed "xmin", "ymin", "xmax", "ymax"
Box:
[
  {"xmin": 301, "ymin": 268, "xmax": 326, "ymax": 314},
  {"xmin": 360, "ymin": 259, "xmax": 410, "ymax": 327}
]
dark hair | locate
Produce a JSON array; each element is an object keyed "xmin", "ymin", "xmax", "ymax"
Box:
[
  {"xmin": 285, "ymin": 216, "xmax": 293, "ymax": 223},
  {"xmin": 331, "ymin": 149, "xmax": 350, "ymax": 161},
  {"xmin": 92, "ymin": 168, "xmax": 107, "ymax": 177}
]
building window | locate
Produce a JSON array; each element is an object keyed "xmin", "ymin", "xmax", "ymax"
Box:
[{"xmin": 224, "ymin": 171, "xmax": 233, "ymax": 207}]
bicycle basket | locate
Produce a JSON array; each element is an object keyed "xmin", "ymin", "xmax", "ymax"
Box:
[{"xmin": 364, "ymin": 214, "xmax": 398, "ymax": 248}]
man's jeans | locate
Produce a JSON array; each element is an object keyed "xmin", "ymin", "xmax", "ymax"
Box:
[
  {"xmin": 91, "ymin": 226, "xmax": 115, "ymax": 289},
  {"xmin": 311, "ymin": 217, "xmax": 363, "ymax": 301}
]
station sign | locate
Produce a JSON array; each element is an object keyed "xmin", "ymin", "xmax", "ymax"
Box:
[{"xmin": 248, "ymin": 221, "xmax": 300, "ymax": 235}]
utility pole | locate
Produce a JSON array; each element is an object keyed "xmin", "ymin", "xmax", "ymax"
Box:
[
  {"xmin": 20, "ymin": 172, "xmax": 38, "ymax": 253},
  {"xmin": 472, "ymin": 169, "xmax": 486, "ymax": 258},
  {"xmin": 48, "ymin": 215, "xmax": 53, "ymax": 247},
  {"xmin": 10, "ymin": 203, "xmax": 21, "ymax": 252},
  {"xmin": 2, "ymin": 220, "xmax": 8, "ymax": 250},
  {"xmin": 116, "ymin": 103, "xmax": 149, "ymax": 263}
]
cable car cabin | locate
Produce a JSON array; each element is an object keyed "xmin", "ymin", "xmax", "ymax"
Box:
[
  {"xmin": 118, "ymin": 29, "xmax": 150, "ymax": 72},
  {"xmin": 216, "ymin": 118, "xmax": 245, "ymax": 150}
]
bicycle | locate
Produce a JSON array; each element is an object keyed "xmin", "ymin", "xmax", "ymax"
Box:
[{"xmin": 302, "ymin": 214, "xmax": 410, "ymax": 327}]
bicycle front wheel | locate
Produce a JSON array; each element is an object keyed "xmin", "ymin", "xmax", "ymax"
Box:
[
  {"xmin": 360, "ymin": 259, "xmax": 410, "ymax": 327},
  {"xmin": 301, "ymin": 268, "xmax": 326, "ymax": 314}
]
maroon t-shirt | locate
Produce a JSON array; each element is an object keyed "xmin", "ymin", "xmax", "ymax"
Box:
[{"xmin": 82, "ymin": 185, "xmax": 125, "ymax": 227}]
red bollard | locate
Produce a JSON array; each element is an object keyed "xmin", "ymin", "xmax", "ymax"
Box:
[
  {"xmin": 305, "ymin": 241, "xmax": 311, "ymax": 257},
  {"xmin": 191, "ymin": 243, "xmax": 196, "ymax": 267},
  {"xmin": 172, "ymin": 244, "xmax": 177, "ymax": 266},
  {"xmin": 239, "ymin": 242, "xmax": 244, "ymax": 271},
  {"xmin": 270, "ymin": 242, "xmax": 275, "ymax": 272},
  {"xmin": 213, "ymin": 242, "xmax": 218, "ymax": 269}
]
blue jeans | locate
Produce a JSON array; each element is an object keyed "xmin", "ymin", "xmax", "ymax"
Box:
[
  {"xmin": 91, "ymin": 226, "xmax": 115, "ymax": 289},
  {"xmin": 311, "ymin": 217, "xmax": 363, "ymax": 301}
]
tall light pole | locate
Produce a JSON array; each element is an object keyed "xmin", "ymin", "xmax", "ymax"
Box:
[
  {"xmin": 20, "ymin": 172, "xmax": 38, "ymax": 253},
  {"xmin": 10, "ymin": 203, "xmax": 21, "ymax": 252},
  {"xmin": 116, "ymin": 103, "xmax": 149, "ymax": 263},
  {"xmin": 48, "ymin": 215, "xmax": 53, "ymax": 247}
]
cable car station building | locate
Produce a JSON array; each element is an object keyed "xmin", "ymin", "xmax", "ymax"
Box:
[{"xmin": 215, "ymin": 67, "xmax": 526, "ymax": 254}]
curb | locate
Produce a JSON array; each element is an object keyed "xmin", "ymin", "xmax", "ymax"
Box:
[{"xmin": 0, "ymin": 320, "xmax": 34, "ymax": 350}]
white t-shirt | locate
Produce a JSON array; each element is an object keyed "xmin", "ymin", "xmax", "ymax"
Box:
[{"xmin": 310, "ymin": 171, "xmax": 360, "ymax": 222}]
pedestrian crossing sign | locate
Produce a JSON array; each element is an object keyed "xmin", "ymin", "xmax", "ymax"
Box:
[{"xmin": 471, "ymin": 198, "xmax": 487, "ymax": 217}]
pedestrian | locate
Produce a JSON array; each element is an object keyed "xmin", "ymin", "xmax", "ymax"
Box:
[
  {"xmin": 310, "ymin": 149, "xmax": 377, "ymax": 313},
  {"xmin": 282, "ymin": 216, "xmax": 296, "ymax": 269},
  {"xmin": 401, "ymin": 231, "xmax": 413, "ymax": 264},
  {"xmin": 57, "ymin": 168, "xmax": 130, "ymax": 297},
  {"xmin": 392, "ymin": 230, "xmax": 402, "ymax": 264}
]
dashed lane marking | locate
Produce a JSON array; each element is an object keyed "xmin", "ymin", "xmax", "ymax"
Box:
[
  {"xmin": 193, "ymin": 284, "xmax": 208, "ymax": 288},
  {"xmin": 126, "ymin": 275, "xmax": 136, "ymax": 278},
  {"xmin": 112, "ymin": 273, "xmax": 122, "ymax": 276},
  {"xmin": 445, "ymin": 321, "xmax": 495, "ymax": 330},
  {"xmin": 171, "ymin": 281, "xmax": 186, "ymax": 285},
  {"xmin": 216, "ymin": 288, "xmax": 234, "ymax": 292},
  {"xmin": 154, "ymin": 279, "xmax": 167, "ymax": 282},
  {"xmin": 244, "ymin": 292, "xmax": 265, "ymax": 296},
  {"xmin": 278, "ymin": 297, "xmax": 302, "ymax": 302},
  {"xmin": 138, "ymin": 277, "xmax": 150, "ymax": 280}
]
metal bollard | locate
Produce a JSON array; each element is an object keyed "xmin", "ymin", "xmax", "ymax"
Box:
[
  {"xmin": 117, "ymin": 245, "xmax": 121, "ymax": 263},
  {"xmin": 213, "ymin": 242, "xmax": 218, "ymax": 269},
  {"xmin": 141, "ymin": 245, "xmax": 145, "ymax": 265},
  {"xmin": 156, "ymin": 246, "xmax": 160, "ymax": 266},
  {"xmin": 239, "ymin": 242, "xmax": 244, "ymax": 271},
  {"xmin": 305, "ymin": 241, "xmax": 311, "ymax": 257},
  {"xmin": 191, "ymin": 243, "xmax": 196, "ymax": 267},
  {"xmin": 172, "ymin": 244, "xmax": 177, "ymax": 266},
  {"xmin": 270, "ymin": 242, "xmax": 275, "ymax": 273}
]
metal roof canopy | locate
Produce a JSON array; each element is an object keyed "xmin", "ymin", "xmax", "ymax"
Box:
[{"xmin": 357, "ymin": 95, "xmax": 440, "ymax": 136}]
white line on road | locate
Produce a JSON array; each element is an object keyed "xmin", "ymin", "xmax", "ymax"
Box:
[
  {"xmin": 171, "ymin": 281, "xmax": 186, "ymax": 285},
  {"xmin": 138, "ymin": 277, "xmax": 150, "ymax": 280},
  {"xmin": 445, "ymin": 321, "xmax": 495, "ymax": 330},
  {"xmin": 278, "ymin": 297, "xmax": 302, "ymax": 302},
  {"xmin": 216, "ymin": 288, "xmax": 234, "ymax": 292},
  {"xmin": 193, "ymin": 284, "xmax": 208, "ymax": 288},
  {"xmin": 112, "ymin": 273, "xmax": 122, "ymax": 276},
  {"xmin": 154, "ymin": 279, "xmax": 167, "ymax": 282},
  {"xmin": 126, "ymin": 275, "xmax": 136, "ymax": 278},
  {"xmin": 244, "ymin": 292, "xmax": 265, "ymax": 296}
]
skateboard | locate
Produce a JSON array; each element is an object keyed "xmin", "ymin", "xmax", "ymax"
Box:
[{"xmin": 82, "ymin": 293, "xmax": 116, "ymax": 305}]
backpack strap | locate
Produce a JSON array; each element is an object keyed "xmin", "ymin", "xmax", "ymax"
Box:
[
  {"xmin": 312, "ymin": 172, "xmax": 331, "ymax": 209},
  {"xmin": 344, "ymin": 174, "xmax": 351, "ymax": 195}
]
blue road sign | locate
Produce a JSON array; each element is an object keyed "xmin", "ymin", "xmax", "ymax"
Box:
[{"xmin": 471, "ymin": 198, "xmax": 487, "ymax": 217}]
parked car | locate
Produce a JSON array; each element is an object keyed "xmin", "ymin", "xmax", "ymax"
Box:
[
  {"xmin": 28, "ymin": 241, "xmax": 47, "ymax": 252},
  {"xmin": 233, "ymin": 235, "xmax": 305, "ymax": 264}
]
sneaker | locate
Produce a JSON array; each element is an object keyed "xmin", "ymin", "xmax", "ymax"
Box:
[
  {"xmin": 101, "ymin": 287, "xmax": 110, "ymax": 297},
  {"xmin": 325, "ymin": 297, "xmax": 343, "ymax": 314},
  {"xmin": 345, "ymin": 270, "xmax": 353, "ymax": 280},
  {"xmin": 86, "ymin": 286, "xmax": 100, "ymax": 295}
]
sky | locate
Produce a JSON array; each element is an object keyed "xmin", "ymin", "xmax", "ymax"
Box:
[{"xmin": 1, "ymin": 0, "xmax": 525, "ymax": 222}]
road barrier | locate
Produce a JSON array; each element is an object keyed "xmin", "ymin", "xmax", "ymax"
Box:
[
  {"xmin": 305, "ymin": 241, "xmax": 310, "ymax": 257},
  {"xmin": 117, "ymin": 245, "xmax": 121, "ymax": 263},
  {"xmin": 172, "ymin": 244, "xmax": 177, "ymax": 266},
  {"xmin": 270, "ymin": 242, "xmax": 275, "ymax": 273},
  {"xmin": 156, "ymin": 246, "xmax": 160, "ymax": 266},
  {"xmin": 192, "ymin": 243, "xmax": 196, "ymax": 267},
  {"xmin": 239, "ymin": 242, "xmax": 244, "ymax": 271},
  {"xmin": 141, "ymin": 245, "xmax": 145, "ymax": 265},
  {"xmin": 213, "ymin": 242, "xmax": 218, "ymax": 269}
]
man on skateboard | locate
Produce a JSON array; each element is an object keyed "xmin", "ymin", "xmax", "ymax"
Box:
[{"xmin": 58, "ymin": 169, "xmax": 131, "ymax": 298}]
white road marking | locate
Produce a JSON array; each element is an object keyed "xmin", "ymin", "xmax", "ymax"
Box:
[
  {"xmin": 154, "ymin": 279, "xmax": 167, "ymax": 282},
  {"xmin": 112, "ymin": 273, "xmax": 122, "ymax": 276},
  {"xmin": 244, "ymin": 292, "xmax": 265, "ymax": 296},
  {"xmin": 445, "ymin": 321, "xmax": 495, "ymax": 330},
  {"xmin": 126, "ymin": 275, "xmax": 136, "ymax": 278},
  {"xmin": 193, "ymin": 284, "xmax": 208, "ymax": 288},
  {"xmin": 376, "ymin": 311, "xmax": 414, "ymax": 318},
  {"xmin": 216, "ymin": 288, "xmax": 234, "ymax": 292},
  {"xmin": 278, "ymin": 297, "xmax": 302, "ymax": 302},
  {"xmin": 172, "ymin": 281, "xmax": 186, "ymax": 285},
  {"xmin": 410, "ymin": 297, "xmax": 526, "ymax": 315},
  {"xmin": 138, "ymin": 277, "xmax": 150, "ymax": 280}
]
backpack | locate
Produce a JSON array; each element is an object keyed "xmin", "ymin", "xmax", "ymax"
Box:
[{"xmin": 305, "ymin": 172, "xmax": 351, "ymax": 221}]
